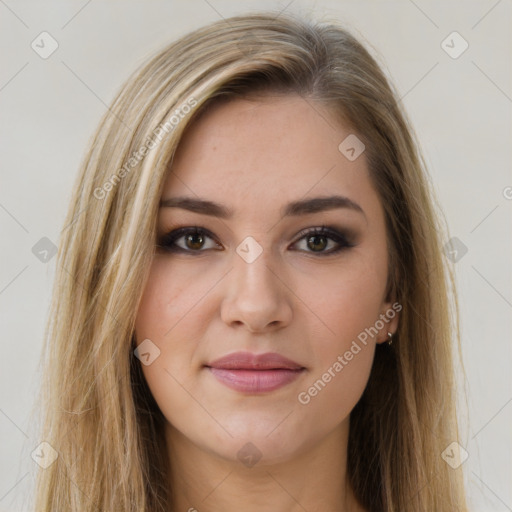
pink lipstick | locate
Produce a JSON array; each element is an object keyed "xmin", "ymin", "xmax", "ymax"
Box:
[{"xmin": 205, "ymin": 351, "xmax": 305, "ymax": 393}]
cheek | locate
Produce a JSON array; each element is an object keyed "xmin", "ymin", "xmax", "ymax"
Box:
[
  {"xmin": 133, "ymin": 266, "xmax": 192, "ymax": 437},
  {"xmin": 134, "ymin": 257, "xmax": 215, "ymax": 343},
  {"xmin": 295, "ymin": 253, "xmax": 384, "ymax": 409},
  {"xmin": 296, "ymin": 268, "xmax": 382, "ymax": 415},
  {"xmin": 133, "ymin": 258, "xmax": 218, "ymax": 423},
  {"xmin": 133, "ymin": 260, "xmax": 188, "ymax": 381},
  {"xmin": 296, "ymin": 342, "xmax": 374, "ymax": 437},
  {"xmin": 303, "ymin": 254, "xmax": 386, "ymax": 347}
]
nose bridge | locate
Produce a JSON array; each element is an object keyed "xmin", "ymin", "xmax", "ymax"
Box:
[
  {"xmin": 232, "ymin": 235, "xmax": 280, "ymax": 295},
  {"xmin": 221, "ymin": 234, "xmax": 292, "ymax": 331}
]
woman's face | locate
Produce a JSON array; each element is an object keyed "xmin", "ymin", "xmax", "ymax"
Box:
[{"xmin": 134, "ymin": 93, "xmax": 399, "ymax": 465}]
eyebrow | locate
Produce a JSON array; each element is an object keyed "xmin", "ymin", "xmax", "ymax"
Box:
[{"xmin": 159, "ymin": 195, "xmax": 366, "ymax": 219}]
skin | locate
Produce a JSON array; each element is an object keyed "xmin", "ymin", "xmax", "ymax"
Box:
[{"xmin": 134, "ymin": 93, "xmax": 400, "ymax": 512}]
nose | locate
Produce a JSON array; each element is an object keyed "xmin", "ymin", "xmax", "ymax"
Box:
[{"xmin": 220, "ymin": 247, "xmax": 293, "ymax": 333}]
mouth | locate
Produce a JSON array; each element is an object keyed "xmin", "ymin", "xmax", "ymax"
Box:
[{"xmin": 204, "ymin": 351, "xmax": 306, "ymax": 393}]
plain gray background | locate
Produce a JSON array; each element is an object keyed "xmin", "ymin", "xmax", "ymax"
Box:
[{"xmin": 0, "ymin": 1, "xmax": 510, "ymax": 510}]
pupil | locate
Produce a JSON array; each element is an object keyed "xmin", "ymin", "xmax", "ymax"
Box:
[
  {"xmin": 308, "ymin": 235, "xmax": 327, "ymax": 251},
  {"xmin": 187, "ymin": 233, "xmax": 204, "ymax": 250}
]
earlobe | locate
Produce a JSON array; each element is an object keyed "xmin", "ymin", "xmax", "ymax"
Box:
[{"xmin": 376, "ymin": 299, "xmax": 401, "ymax": 344}]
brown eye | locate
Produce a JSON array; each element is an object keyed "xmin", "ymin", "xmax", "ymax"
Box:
[
  {"xmin": 184, "ymin": 232, "xmax": 206, "ymax": 250},
  {"xmin": 157, "ymin": 227, "xmax": 221, "ymax": 253},
  {"xmin": 157, "ymin": 225, "xmax": 354, "ymax": 256},
  {"xmin": 306, "ymin": 234, "xmax": 328, "ymax": 252},
  {"xmin": 293, "ymin": 226, "xmax": 354, "ymax": 255}
]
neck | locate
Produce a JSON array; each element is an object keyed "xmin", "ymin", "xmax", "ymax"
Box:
[{"xmin": 165, "ymin": 421, "xmax": 365, "ymax": 512}]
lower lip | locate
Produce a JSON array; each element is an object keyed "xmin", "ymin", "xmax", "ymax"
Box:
[{"xmin": 207, "ymin": 367, "xmax": 304, "ymax": 393}]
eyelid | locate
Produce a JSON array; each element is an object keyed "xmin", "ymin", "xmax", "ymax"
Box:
[{"xmin": 293, "ymin": 225, "xmax": 353, "ymax": 244}]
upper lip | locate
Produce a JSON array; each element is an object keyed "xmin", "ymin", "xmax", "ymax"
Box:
[{"xmin": 206, "ymin": 351, "xmax": 304, "ymax": 370}]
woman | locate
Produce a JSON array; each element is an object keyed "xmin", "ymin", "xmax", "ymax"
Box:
[{"xmin": 32, "ymin": 11, "xmax": 469, "ymax": 512}]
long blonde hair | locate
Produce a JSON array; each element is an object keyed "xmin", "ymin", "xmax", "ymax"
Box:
[{"xmin": 32, "ymin": 11, "xmax": 469, "ymax": 511}]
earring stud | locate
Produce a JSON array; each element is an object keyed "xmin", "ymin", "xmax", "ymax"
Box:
[{"xmin": 387, "ymin": 332, "xmax": 393, "ymax": 345}]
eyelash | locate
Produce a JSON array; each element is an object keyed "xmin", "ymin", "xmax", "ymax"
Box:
[{"xmin": 156, "ymin": 225, "xmax": 355, "ymax": 256}]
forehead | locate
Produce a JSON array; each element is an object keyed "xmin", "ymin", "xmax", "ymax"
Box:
[{"xmin": 162, "ymin": 93, "xmax": 380, "ymax": 222}]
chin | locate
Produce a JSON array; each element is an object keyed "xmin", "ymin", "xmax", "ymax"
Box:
[{"xmin": 204, "ymin": 419, "xmax": 319, "ymax": 467}]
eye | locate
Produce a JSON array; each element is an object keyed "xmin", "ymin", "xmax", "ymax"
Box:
[
  {"xmin": 156, "ymin": 225, "xmax": 355, "ymax": 255},
  {"xmin": 292, "ymin": 225, "xmax": 354, "ymax": 255},
  {"xmin": 157, "ymin": 227, "xmax": 221, "ymax": 253}
]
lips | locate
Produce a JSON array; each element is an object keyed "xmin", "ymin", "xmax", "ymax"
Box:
[
  {"xmin": 204, "ymin": 351, "xmax": 305, "ymax": 393},
  {"xmin": 207, "ymin": 351, "xmax": 304, "ymax": 370}
]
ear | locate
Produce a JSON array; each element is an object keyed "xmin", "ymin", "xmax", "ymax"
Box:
[{"xmin": 375, "ymin": 297, "xmax": 401, "ymax": 344}]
